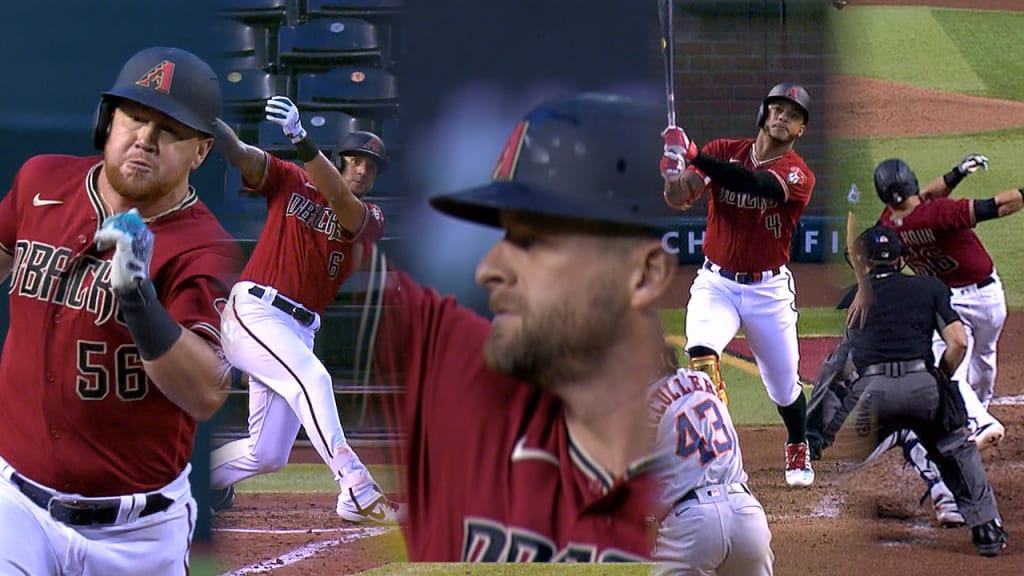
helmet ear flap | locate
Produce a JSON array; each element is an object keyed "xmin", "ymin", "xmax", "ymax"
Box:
[
  {"xmin": 755, "ymin": 101, "xmax": 767, "ymax": 128},
  {"xmin": 93, "ymin": 98, "xmax": 115, "ymax": 151}
]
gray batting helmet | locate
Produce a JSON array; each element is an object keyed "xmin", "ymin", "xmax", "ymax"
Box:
[
  {"xmin": 339, "ymin": 130, "xmax": 388, "ymax": 173},
  {"xmin": 874, "ymin": 158, "xmax": 919, "ymax": 206},
  {"xmin": 756, "ymin": 83, "xmax": 810, "ymax": 128},
  {"xmin": 429, "ymin": 92, "xmax": 679, "ymax": 236},
  {"xmin": 94, "ymin": 46, "xmax": 221, "ymax": 149}
]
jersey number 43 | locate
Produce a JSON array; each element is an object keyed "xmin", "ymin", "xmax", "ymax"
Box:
[{"xmin": 675, "ymin": 398, "xmax": 735, "ymax": 466}]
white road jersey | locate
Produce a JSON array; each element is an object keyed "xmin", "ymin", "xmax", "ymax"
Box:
[{"xmin": 649, "ymin": 368, "xmax": 747, "ymax": 509}]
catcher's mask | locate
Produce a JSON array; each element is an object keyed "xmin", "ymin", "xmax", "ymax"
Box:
[
  {"xmin": 429, "ymin": 92, "xmax": 679, "ymax": 237},
  {"xmin": 756, "ymin": 82, "xmax": 810, "ymax": 128},
  {"xmin": 874, "ymin": 158, "xmax": 920, "ymax": 206},
  {"xmin": 94, "ymin": 46, "xmax": 221, "ymax": 150}
]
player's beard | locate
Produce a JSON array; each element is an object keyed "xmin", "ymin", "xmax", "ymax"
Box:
[
  {"xmin": 483, "ymin": 274, "xmax": 629, "ymax": 390},
  {"xmin": 103, "ymin": 157, "xmax": 183, "ymax": 203}
]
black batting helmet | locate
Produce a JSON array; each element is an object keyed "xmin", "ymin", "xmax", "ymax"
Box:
[
  {"xmin": 94, "ymin": 46, "xmax": 221, "ymax": 150},
  {"xmin": 338, "ymin": 131, "xmax": 388, "ymax": 173},
  {"xmin": 855, "ymin": 224, "xmax": 904, "ymax": 263},
  {"xmin": 429, "ymin": 92, "xmax": 679, "ymax": 236},
  {"xmin": 756, "ymin": 83, "xmax": 810, "ymax": 128},
  {"xmin": 874, "ymin": 158, "xmax": 919, "ymax": 206}
]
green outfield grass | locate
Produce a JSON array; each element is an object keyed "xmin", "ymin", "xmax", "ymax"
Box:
[
  {"xmin": 234, "ymin": 464, "xmax": 402, "ymax": 494},
  {"xmin": 833, "ymin": 7, "xmax": 1024, "ymax": 100},
  {"xmin": 831, "ymin": 5, "xmax": 1024, "ymax": 309}
]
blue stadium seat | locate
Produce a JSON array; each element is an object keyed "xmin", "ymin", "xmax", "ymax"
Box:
[
  {"xmin": 277, "ymin": 18, "xmax": 383, "ymax": 73},
  {"xmin": 216, "ymin": 0, "xmax": 290, "ymax": 25},
  {"xmin": 296, "ymin": 66, "xmax": 398, "ymax": 118},
  {"xmin": 304, "ymin": 0, "xmax": 404, "ymax": 19},
  {"xmin": 214, "ymin": 19, "xmax": 267, "ymax": 72},
  {"xmin": 378, "ymin": 117, "xmax": 403, "ymax": 156},
  {"xmin": 220, "ymin": 68, "xmax": 284, "ymax": 123},
  {"xmin": 257, "ymin": 110, "xmax": 374, "ymax": 155}
]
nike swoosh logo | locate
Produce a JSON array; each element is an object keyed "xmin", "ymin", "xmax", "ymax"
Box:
[
  {"xmin": 511, "ymin": 436, "xmax": 559, "ymax": 466},
  {"xmin": 32, "ymin": 193, "xmax": 63, "ymax": 207}
]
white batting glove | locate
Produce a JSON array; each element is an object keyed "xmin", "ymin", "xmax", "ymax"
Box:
[
  {"xmin": 94, "ymin": 208, "xmax": 154, "ymax": 294},
  {"xmin": 265, "ymin": 96, "xmax": 307, "ymax": 143},
  {"xmin": 956, "ymin": 153, "xmax": 989, "ymax": 176}
]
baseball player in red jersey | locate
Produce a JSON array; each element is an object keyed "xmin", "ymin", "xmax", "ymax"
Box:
[
  {"xmin": 875, "ymin": 156, "xmax": 1023, "ymax": 448},
  {"xmin": 209, "ymin": 97, "xmax": 403, "ymax": 522},
  {"xmin": 661, "ymin": 83, "xmax": 817, "ymax": 487},
  {"xmin": 0, "ymin": 47, "xmax": 241, "ymax": 574},
  {"xmin": 374, "ymin": 93, "xmax": 682, "ymax": 561}
]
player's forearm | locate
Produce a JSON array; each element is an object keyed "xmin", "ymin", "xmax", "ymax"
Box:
[
  {"xmin": 938, "ymin": 322, "xmax": 967, "ymax": 376},
  {"xmin": 304, "ymin": 152, "xmax": 367, "ymax": 232},
  {"xmin": 919, "ymin": 174, "xmax": 952, "ymax": 200},
  {"xmin": 144, "ymin": 329, "xmax": 232, "ymax": 420},
  {"xmin": 213, "ymin": 119, "xmax": 267, "ymax": 187},
  {"xmin": 690, "ymin": 153, "xmax": 785, "ymax": 202},
  {"xmin": 995, "ymin": 188, "xmax": 1024, "ymax": 217}
]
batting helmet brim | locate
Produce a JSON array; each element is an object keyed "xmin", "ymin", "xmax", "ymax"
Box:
[
  {"xmin": 430, "ymin": 180, "xmax": 679, "ymax": 237},
  {"xmin": 343, "ymin": 149, "xmax": 389, "ymax": 174},
  {"xmin": 102, "ymin": 85, "xmax": 215, "ymax": 136}
]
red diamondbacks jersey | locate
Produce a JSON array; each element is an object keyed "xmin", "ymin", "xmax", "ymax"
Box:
[
  {"xmin": 879, "ymin": 198, "xmax": 993, "ymax": 287},
  {"xmin": 241, "ymin": 154, "xmax": 385, "ymax": 314},
  {"xmin": 688, "ymin": 138, "xmax": 815, "ymax": 272},
  {"xmin": 374, "ymin": 271, "xmax": 658, "ymax": 562},
  {"xmin": 0, "ymin": 155, "xmax": 241, "ymax": 496}
]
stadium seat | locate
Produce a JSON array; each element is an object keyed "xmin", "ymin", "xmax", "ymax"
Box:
[
  {"xmin": 277, "ymin": 18, "xmax": 383, "ymax": 73},
  {"xmin": 257, "ymin": 110, "xmax": 374, "ymax": 155},
  {"xmin": 378, "ymin": 117, "xmax": 403, "ymax": 156},
  {"xmin": 296, "ymin": 66, "xmax": 399, "ymax": 118},
  {"xmin": 214, "ymin": 19, "xmax": 266, "ymax": 71},
  {"xmin": 216, "ymin": 0, "xmax": 290, "ymax": 25},
  {"xmin": 220, "ymin": 68, "xmax": 284, "ymax": 123},
  {"xmin": 304, "ymin": 0, "xmax": 404, "ymax": 19}
]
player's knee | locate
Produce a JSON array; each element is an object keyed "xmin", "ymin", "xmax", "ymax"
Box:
[{"xmin": 251, "ymin": 450, "xmax": 290, "ymax": 473}]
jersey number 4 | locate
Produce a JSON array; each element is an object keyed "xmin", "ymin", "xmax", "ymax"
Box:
[{"xmin": 675, "ymin": 398, "xmax": 735, "ymax": 466}]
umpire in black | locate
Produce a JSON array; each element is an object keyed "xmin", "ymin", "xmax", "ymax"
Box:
[{"xmin": 844, "ymin": 224, "xmax": 1007, "ymax": 557}]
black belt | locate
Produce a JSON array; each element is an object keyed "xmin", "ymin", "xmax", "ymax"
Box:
[
  {"xmin": 249, "ymin": 285, "xmax": 315, "ymax": 327},
  {"xmin": 956, "ymin": 276, "xmax": 995, "ymax": 290},
  {"xmin": 11, "ymin": 472, "xmax": 173, "ymax": 527},
  {"xmin": 704, "ymin": 261, "xmax": 781, "ymax": 285},
  {"xmin": 861, "ymin": 359, "xmax": 929, "ymax": 378},
  {"xmin": 676, "ymin": 482, "xmax": 750, "ymax": 506}
]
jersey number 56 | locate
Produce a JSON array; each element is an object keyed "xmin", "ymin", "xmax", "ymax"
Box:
[{"xmin": 675, "ymin": 398, "xmax": 735, "ymax": 466}]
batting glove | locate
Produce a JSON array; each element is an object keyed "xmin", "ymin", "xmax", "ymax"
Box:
[
  {"xmin": 955, "ymin": 153, "xmax": 989, "ymax": 176},
  {"xmin": 661, "ymin": 126, "xmax": 698, "ymax": 163},
  {"xmin": 94, "ymin": 208, "xmax": 154, "ymax": 294},
  {"xmin": 660, "ymin": 151, "xmax": 686, "ymax": 183},
  {"xmin": 266, "ymin": 96, "xmax": 307, "ymax": 143}
]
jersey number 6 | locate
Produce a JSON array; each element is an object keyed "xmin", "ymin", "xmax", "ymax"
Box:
[{"xmin": 675, "ymin": 398, "xmax": 735, "ymax": 466}]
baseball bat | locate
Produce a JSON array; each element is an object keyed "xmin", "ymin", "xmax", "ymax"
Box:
[{"xmin": 658, "ymin": 0, "xmax": 676, "ymax": 127}]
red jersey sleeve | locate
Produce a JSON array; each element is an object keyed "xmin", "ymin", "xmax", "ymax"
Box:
[
  {"xmin": 0, "ymin": 157, "xmax": 35, "ymax": 254},
  {"xmin": 246, "ymin": 153, "xmax": 298, "ymax": 200},
  {"xmin": 339, "ymin": 200, "xmax": 386, "ymax": 244},
  {"xmin": 159, "ymin": 246, "xmax": 241, "ymax": 345},
  {"xmin": 767, "ymin": 153, "xmax": 814, "ymax": 206},
  {"xmin": 926, "ymin": 198, "xmax": 975, "ymax": 230}
]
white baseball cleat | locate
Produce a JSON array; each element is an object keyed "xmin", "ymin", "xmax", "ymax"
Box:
[
  {"xmin": 784, "ymin": 442, "xmax": 815, "ymax": 488},
  {"xmin": 970, "ymin": 421, "xmax": 1005, "ymax": 451},
  {"xmin": 337, "ymin": 491, "xmax": 407, "ymax": 524},
  {"xmin": 337, "ymin": 470, "xmax": 407, "ymax": 524}
]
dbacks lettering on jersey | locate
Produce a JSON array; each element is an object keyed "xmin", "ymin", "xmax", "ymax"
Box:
[
  {"xmin": 285, "ymin": 192, "xmax": 347, "ymax": 242},
  {"xmin": 716, "ymin": 188, "xmax": 778, "ymax": 211},
  {"xmin": 463, "ymin": 518, "xmax": 647, "ymax": 562},
  {"xmin": 11, "ymin": 239, "xmax": 120, "ymax": 326}
]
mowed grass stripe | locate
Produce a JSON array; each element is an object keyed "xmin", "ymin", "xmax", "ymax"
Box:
[
  {"xmin": 833, "ymin": 7, "xmax": 985, "ymax": 92},
  {"xmin": 933, "ymin": 9, "xmax": 1024, "ymax": 100}
]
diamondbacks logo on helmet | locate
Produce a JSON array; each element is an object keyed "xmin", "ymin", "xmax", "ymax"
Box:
[
  {"xmin": 134, "ymin": 60, "xmax": 176, "ymax": 94},
  {"xmin": 362, "ymin": 137, "xmax": 382, "ymax": 154},
  {"xmin": 492, "ymin": 120, "xmax": 529, "ymax": 181}
]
